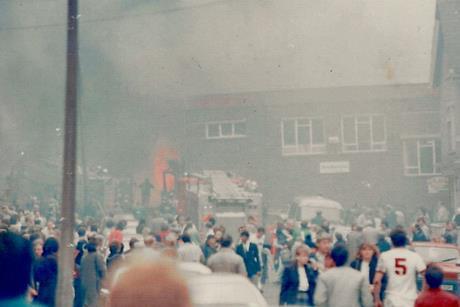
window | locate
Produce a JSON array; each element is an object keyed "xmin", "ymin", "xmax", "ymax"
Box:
[
  {"xmin": 281, "ymin": 118, "xmax": 325, "ymax": 155},
  {"xmin": 205, "ymin": 120, "xmax": 246, "ymax": 139},
  {"xmin": 403, "ymin": 139, "xmax": 441, "ymax": 176},
  {"xmin": 341, "ymin": 115, "xmax": 386, "ymax": 152}
]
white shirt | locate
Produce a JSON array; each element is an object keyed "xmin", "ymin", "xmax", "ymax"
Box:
[
  {"xmin": 377, "ymin": 248, "xmax": 426, "ymax": 306},
  {"xmin": 360, "ymin": 260, "xmax": 370, "ymax": 281},
  {"xmin": 297, "ymin": 266, "xmax": 309, "ymax": 292},
  {"xmin": 177, "ymin": 243, "xmax": 203, "ymax": 263},
  {"xmin": 243, "ymin": 241, "xmax": 251, "ymax": 252}
]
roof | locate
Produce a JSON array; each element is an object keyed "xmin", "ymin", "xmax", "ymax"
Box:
[{"xmin": 294, "ymin": 196, "xmax": 343, "ymax": 210}]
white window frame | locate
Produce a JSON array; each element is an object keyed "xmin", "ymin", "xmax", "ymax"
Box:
[
  {"xmin": 402, "ymin": 137, "xmax": 441, "ymax": 176},
  {"xmin": 341, "ymin": 114, "xmax": 387, "ymax": 153},
  {"xmin": 281, "ymin": 117, "xmax": 326, "ymax": 156},
  {"xmin": 205, "ymin": 120, "xmax": 247, "ymax": 139}
]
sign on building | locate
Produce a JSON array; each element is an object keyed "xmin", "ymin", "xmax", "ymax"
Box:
[
  {"xmin": 427, "ymin": 176, "xmax": 449, "ymax": 194},
  {"xmin": 320, "ymin": 161, "xmax": 350, "ymax": 174}
]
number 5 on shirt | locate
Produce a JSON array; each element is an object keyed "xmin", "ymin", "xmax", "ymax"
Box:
[{"xmin": 395, "ymin": 258, "xmax": 407, "ymax": 275}]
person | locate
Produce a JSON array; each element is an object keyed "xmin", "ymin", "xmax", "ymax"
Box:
[
  {"xmin": 0, "ymin": 232, "xmax": 37, "ymax": 306},
  {"xmin": 34, "ymin": 237, "xmax": 59, "ymax": 307},
  {"xmin": 442, "ymin": 221, "xmax": 457, "ymax": 244},
  {"xmin": 139, "ymin": 178, "xmax": 154, "ymax": 207},
  {"xmin": 202, "ymin": 235, "xmax": 217, "ymax": 263},
  {"xmin": 236, "ymin": 231, "xmax": 261, "ymax": 285},
  {"xmin": 125, "ymin": 237, "xmax": 139, "ymax": 255},
  {"xmin": 314, "ymin": 244, "xmax": 373, "ymax": 307},
  {"xmin": 412, "ymin": 223, "xmax": 429, "ymax": 242},
  {"xmin": 362, "ymin": 221, "xmax": 379, "ymax": 245},
  {"xmin": 108, "ymin": 221, "xmax": 124, "ymax": 245},
  {"xmin": 177, "ymin": 234, "xmax": 204, "ymax": 263},
  {"xmin": 299, "ymin": 221, "xmax": 315, "ymax": 248},
  {"xmin": 106, "ymin": 241, "xmax": 123, "ymax": 269},
  {"xmin": 207, "ymin": 235, "xmax": 247, "ymax": 276},
  {"xmin": 376, "ymin": 233, "xmax": 391, "ymax": 253},
  {"xmin": 311, "ymin": 211, "xmax": 324, "ymax": 226},
  {"xmin": 251, "ymin": 227, "xmax": 271, "ymax": 290},
  {"xmin": 74, "ymin": 230, "xmax": 88, "ymax": 307},
  {"xmin": 333, "ymin": 232, "xmax": 346, "ymax": 248},
  {"xmin": 373, "ymin": 228, "xmax": 426, "ymax": 307},
  {"xmin": 346, "ymin": 224, "xmax": 364, "ymax": 264},
  {"xmin": 350, "ymin": 243, "xmax": 386, "ymax": 300},
  {"xmin": 108, "ymin": 261, "xmax": 191, "ymax": 307},
  {"xmin": 80, "ymin": 238, "xmax": 107, "ymax": 307},
  {"xmin": 415, "ymin": 264, "xmax": 459, "ymax": 307},
  {"xmin": 279, "ymin": 244, "xmax": 318, "ymax": 306},
  {"xmin": 310, "ymin": 233, "xmax": 332, "ymax": 272}
]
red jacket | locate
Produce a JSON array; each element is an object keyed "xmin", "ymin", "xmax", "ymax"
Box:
[{"xmin": 415, "ymin": 288, "xmax": 459, "ymax": 307}]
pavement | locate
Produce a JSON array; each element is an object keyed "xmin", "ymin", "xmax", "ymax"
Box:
[{"xmin": 262, "ymin": 281, "xmax": 281, "ymax": 306}]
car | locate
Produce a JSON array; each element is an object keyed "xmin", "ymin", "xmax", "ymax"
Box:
[
  {"xmin": 187, "ymin": 273, "xmax": 268, "ymax": 307},
  {"xmin": 412, "ymin": 242, "xmax": 460, "ymax": 295}
]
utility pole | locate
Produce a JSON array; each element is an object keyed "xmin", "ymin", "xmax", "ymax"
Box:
[{"xmin": 56, "ymin": 0, "xmax": 79, "ymax": 306}]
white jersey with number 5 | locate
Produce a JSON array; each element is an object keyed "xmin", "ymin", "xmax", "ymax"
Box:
[{"xmin": 377, "ymin": 248, "xmax": 426, "ymax": 306}]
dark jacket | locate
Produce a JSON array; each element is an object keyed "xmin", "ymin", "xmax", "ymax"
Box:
[
  {"xmin": 235, "ymin": 242, "xmax": 261, "ymax": 278},
  {"xmin": 350, "ymin": 256, "xmax": 386, "ymax": 300},
  {"xmin": 202, "ymin": 244, "xmax": 217, "ymax": 262},
  {"xmin": 279, "ymin": 264, "xmax": 318, "ymax": 305},
  {"xmin": 34, "ymin": 255, "xmax": 58, "ymax": 307}
]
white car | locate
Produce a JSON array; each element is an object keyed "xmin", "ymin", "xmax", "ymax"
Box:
[{"xmin": 188, "ymin": 273, "xmax": 268, "ymax": 307}]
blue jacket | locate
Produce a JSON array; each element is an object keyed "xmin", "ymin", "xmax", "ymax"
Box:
[
  {"xmin": 279, "ymin": 263, "xmax": 318, "ymax": 305},
  {"xmin": 235, "ymin": 242, "xmax": 261, "ymax": 278}
]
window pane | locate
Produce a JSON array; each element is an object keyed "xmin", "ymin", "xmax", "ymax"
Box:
[
  {"xmin": 372, "ymin": 115, "xmax": 385, "ymax": 143},
  {"xmin": 221, "ymin": 123, "xmax": 232, "ymax": 136},
  {"xmin": 357, "ymin": 122, "xmax": 371, "ymax": 150},
  {"xmin": 343, "ymin": 117, "xmax": 356, "ymax": 144},
  {"xmin": 234, "ymin": 122, "xmax": 246, "ymax": 136},
  {"xmin": 283, "ymin": 120, "xmax": 296, "ymax": 146},
  {"xmin": 298, "ymin": 125, "xmax": 310, "ymax": 145},
  {"xmin": 312, "ymin": 119, "xmax": 324, "ymax": 144},
  {"xmin": 420, "ymin": 143, "xmax": 434, "ymax": 174},
  {"xmin": 207, "ymin": 124, "xmax": 219, "ymax": 138}
]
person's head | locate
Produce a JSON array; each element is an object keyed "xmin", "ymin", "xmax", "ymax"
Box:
[
  {"xmin": 357, "ymin": 243, "xmax": 378, "ymax": 262},
  {"xmin": 240, "ymin": 231, "xmax": 250, "ymax": 243},
  {"xmin": 129, "ymin": 237, "xmax": 139, "ymax": 250},
  {"xmin": 144, "ymin": 235, "xmax": 156, "ymax": 248},
  {"xmin": 316, "ymin": 235, "xmax": 332, "ymax": 254},
  {"xmin": 109, "ymin": 241, "xmax": 121, "ymax": 255},
  {"xmin": 390, "ymin": 228, "xmax": 408, "ymax": 247},
  {"xmin": 256, "ymin": 227, "xmax": 265, "ymax": 239},
  {"xmin": 32, "ymin": 240, "xmax": 44, "ymax": 258},
  {"xmin": 446, "ymin": 221, "xmax": 455, "ymax": 231},
  {"xmin": 77, "ymin": 227, "xmax": 86, "ymax": 238},
  {"xmin": 220, "ymin": 235, "xmax": 233, "ymax": 248},
  {"xmin": 108, "ymin": 261, "xmax": 191, "ymax": 307},
  {"xmin": 330, "ymin": 244, "xmax": 348, "ymax": 267},
  {"xmin": 106, "ymin": 219, "xmax": 115, "ymax": 229},
  {"xmin": 90, "ymin": 224, "xmax": 98, "ymax": 233},
  {"xmin": 424, "ymin": 264, "xmax": 444, "ymax": 289},
  {"xmin": 316, "ymin": 211, "xmax": 322, "ymax": 216},
  {"xmin": 116, "ymin": 221, "xmax": 124, "ymax": 231},
  {"xmin": 300, "ymin": 221, "xmax": 308, "ymax": 229},
  {"xmin": 335, "ymin": 232, "xmax": 344, "ymax": 242},
  {"xmin": 43, "ymin": 237, "xmax": 59, "ymax": 257},
  {"xmin": 0, "ymin": 232, "xmax": 33, "ymax": 300},
  {"xmin": 294, "ymin": 244, "xmax": 310, "ymax": 267},
  {"xmin": 206, "ymin": 235, "xmax": 217, "ymax": 248},
  {"xmin": 180, "ymin": 234, "xmax": 191, "ymax": 244}
]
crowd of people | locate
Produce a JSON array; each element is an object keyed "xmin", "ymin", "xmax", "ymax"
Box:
[{"xmin": 0, "ymin": 202, "xmax": 459, "ymax": 307}]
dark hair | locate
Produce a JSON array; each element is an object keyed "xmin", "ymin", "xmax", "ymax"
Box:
[
  {"xmin": 116, "ymin": 221, "xmax": 124, "ymax": 231},
  {"xmin": 90, "ymin": 224, "xmax": 98, "ymax": 232},
  {"xmin": 0, "ymin": 232, "xmax": 33, "ymax": 299},
  {"xmin": 106, "ymin": 220, "xmax": 114, "ymax": 229},
  {"xmin": 86, "ymin": 242, "xmax": 97, "ymax": 253},
  {"xmin": 257, "ymin": 227, "xmax": 265, "ymax": 233},
  {"xmin": 109, "ymin": 241, "xmax": 121, "ymax": 255},
  {"xmin": 43, "ymin": 237, "xmax": 59, "ymax": 257},
  {"xmin": 240, "ymin": 231, "xmax": 250, "ymax": 238},
  {"xmin": 77, "ymin": 227, "xmax": 86, "ymax": 237},
  {"xmin": 180, "ymin": 234, "xmax": 191, "ymax": 243},
  {"xmin": 220, "ymin": 235, "xmax": 233, "ymax": 248},
  {"xmin": 129, "ymin": 237, "xmax": 139, "ymax": 249},
  {"xmin": 330, "ymin": 244, "xmax": 348, "ymax": 267},
  {"xmin": 390, "ymin": 229, "xmax": 407, "ymax": 247},
  {"xmin": 425, "ymin": 265, "xmax": 444, "ymax": 289},
  {"xmin": 206, "ymin": 235, "xmax": 215, "ymax": 243}
]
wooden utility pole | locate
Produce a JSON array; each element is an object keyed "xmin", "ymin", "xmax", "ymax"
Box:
[{"xmin": 56, "ymin": 0, "xmax": 79, "ymax": 306}]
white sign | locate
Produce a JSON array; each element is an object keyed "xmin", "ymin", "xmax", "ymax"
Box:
[
  {"xmin": 320, "ymin": 161, "xmax": 350, "ymax": 174},
  {"xmin": 427, "ymin": 176, "xmax": 449, "ymax": 194}
]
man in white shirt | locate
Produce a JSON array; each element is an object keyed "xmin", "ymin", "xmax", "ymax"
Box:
[
  {"xmin": 373, "ymin": 228, "xmax": 426, "ymax": 307},
  {"xmin": 177, "ymin": 233, "xmax": 204, "ymax": 263}
]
